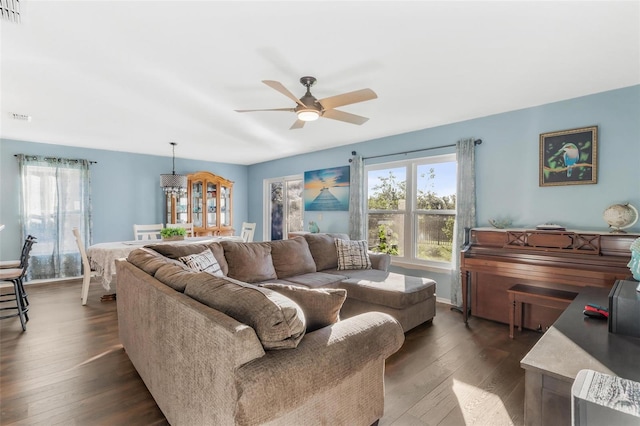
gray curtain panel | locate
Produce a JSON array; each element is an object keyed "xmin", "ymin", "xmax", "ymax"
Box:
[
  {"xmin": 450, "ymin": 139, "xmax": 476, "ymax": 307},
  {"xmin": 17, "ymin": 154, "xmax": 92, "ymax": 280},
  {"xmin": 348, "ymin": 154, "xmax": 365, "ymax": 241}
]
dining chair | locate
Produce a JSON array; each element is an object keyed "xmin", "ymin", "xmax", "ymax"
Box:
[
  {"xmin": 240, "ymin": 222, "xmax": 256, "ymax": 243},
  {"xmin": 0, "ymin": 236, "xmax": 36, "ymax": 331},
  {"xmin": 73, "ymin": 228, "xmax": 99, "ymax": 306},
  {"xmin": 133, "ymin": 224, "xmax": 164, "ymax": 240},
  {"xmin": 166, "ymin": 222, "xmax": 194, "ymax": 237},
  {"xmin": 0, "ymin": 235, "xmax": 37, "ymax": 269}
]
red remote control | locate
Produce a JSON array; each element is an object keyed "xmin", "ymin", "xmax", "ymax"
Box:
[{"xmin": 584, "ymin": 303, "xmax": 609, "ymax": 318}]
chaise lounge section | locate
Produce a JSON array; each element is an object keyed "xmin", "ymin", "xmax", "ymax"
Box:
[{"xmin": 147, "ymin": 232, "xmax": 437, "ymax": 332}]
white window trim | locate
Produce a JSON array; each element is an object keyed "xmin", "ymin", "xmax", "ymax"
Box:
[{"xmin": 366, "ymin": 153, "xmax": 456, "ymax": 270}]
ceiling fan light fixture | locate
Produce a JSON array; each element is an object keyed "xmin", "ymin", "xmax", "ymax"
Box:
[{"xmin": 297, "ymin": 109, "xmax": 320, "ymax": 122}]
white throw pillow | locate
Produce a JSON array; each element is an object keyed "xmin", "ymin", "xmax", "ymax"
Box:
[
  {"xmin": 335, "ymin": 239, "xmax": 372, "ymax": 270},
  {"xmin": 179, "ymin": 249, "xmax": 224, "ymax": 277}
]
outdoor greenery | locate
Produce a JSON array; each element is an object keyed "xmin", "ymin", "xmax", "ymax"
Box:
[
  {"xmin": 368, "ymin": 170, "xmax": 456, "ymax": 211},
  {"xmin": 373, "ymin": 224, "xmax": 398, "ymax": 255},
  {"xmin": 368, "ymin": 169, "xmax": 455, "ymax": 262}
]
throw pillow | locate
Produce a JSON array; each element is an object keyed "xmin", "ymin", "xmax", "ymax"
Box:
[
  {"xmin": 260, "ymin": 284, "xmax": 347, "ymax": 332},
  {"xmin": 179, "ymin": 249, "xmax": 224, "ymax": 277},
  {"xmin": 184, "ymin": 277, "xmax": 306, "ymax": 350},
  {"xmin": 335, "ymin": 239, "xmax": 372, "ymax": 270}
]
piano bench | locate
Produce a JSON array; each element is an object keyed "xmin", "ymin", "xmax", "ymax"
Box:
[{"xmin": 507, "ymin": 284, "xmax": 577, "ymax": 339}]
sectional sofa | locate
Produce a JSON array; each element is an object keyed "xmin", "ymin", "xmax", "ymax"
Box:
[{"xmin": 116, "ymin": 233, "xmax": 436, "ymax": 425}]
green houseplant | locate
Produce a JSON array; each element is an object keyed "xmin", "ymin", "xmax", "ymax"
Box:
[
  {"xmin": 160, "ymin": 227, "xmax": 187, "ymax": 241},
  {"xmin": 375, "ymin": 224, "xmax": 398, "ymax": 256}
]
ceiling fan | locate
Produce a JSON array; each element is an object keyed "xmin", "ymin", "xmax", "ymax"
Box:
[{"xmin": 235, "ymin": 76, "xmax": 377, "ymax": 129}]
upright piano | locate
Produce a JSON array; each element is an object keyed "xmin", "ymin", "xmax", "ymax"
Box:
[{"xmin": 460, "ymin": 227, "xmax": 637, "ymax": 330}]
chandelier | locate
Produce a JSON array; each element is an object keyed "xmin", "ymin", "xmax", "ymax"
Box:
[{"xmin": 160, "ymin": 142, "xmax": 188, "ymax": 195}]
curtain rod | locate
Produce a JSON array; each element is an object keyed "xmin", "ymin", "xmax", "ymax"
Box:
[
  {"xmin": 14, "ymin": 154, "xmax": 97, "ymax": 164},
  {"xmin": 350, "ymin": 139, "xmax": 482, "ymax": 162}
]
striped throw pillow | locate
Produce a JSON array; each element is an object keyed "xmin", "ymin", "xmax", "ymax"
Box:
[
  {"xmin": 179, "ymin": 249, "xmax": 224, "ymax": 277},
  {"xmin": 335, "ymin": 239, "xmax": 372, "ymax": 270}
]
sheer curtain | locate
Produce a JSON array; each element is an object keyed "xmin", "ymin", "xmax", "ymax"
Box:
[
  {"xmin": 450, "ymin": 139, "xmax": 477, "ymax": 307},
  {"xmin": 17, "ymin": 155, "xmax": 92, "ymax": 280},
  {"xmin": 348, "ymin": 153, "xmax": 366, "ymax": 241}
]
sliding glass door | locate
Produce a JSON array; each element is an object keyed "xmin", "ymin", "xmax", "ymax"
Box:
[{"xmin": 264, "ymin": 176, "xmax": 303, "ymax": 241}]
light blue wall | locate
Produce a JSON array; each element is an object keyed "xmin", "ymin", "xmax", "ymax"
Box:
[
  {"xmin": 2, "ymin": 86, "xmax": 638, "ymax": 301},
  {"xmin": 248, "ymin": 85, "xmax": 640, "ymax": 301},
  {"xmin": 0, "ymin": 139, "xmax": 248, "ymax": 259}
]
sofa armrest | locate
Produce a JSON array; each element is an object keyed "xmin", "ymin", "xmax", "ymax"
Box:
[
  {"xmin": 369, "ymin": 251, "xmax": 391, "ymax": 271},
  {"xmin": 235, "ymin": 311, "xmax": 404, "ymax": 424},
  {"xmin": 116, "ymin": 259, "xmax": 266, "ymax": 425}
]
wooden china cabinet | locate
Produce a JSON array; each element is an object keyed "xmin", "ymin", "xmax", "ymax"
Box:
[
  {"xmin": 165, "ymin": 192, "xmax": 188, "ymax": 225},
  {"xmin": 188, "ymin": 171, "xmax": 233, "ymax": 236},
  {"xmin": 165, "ymin": 171, "xmax": 234, "ymax": 236}
]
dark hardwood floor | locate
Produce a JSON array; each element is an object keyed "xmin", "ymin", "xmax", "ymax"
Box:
[{"xmin": 1, "ymin": 279, "xmax": 541, "ymax": 425}]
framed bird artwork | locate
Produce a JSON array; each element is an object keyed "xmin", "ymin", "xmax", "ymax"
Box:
[{"xmin": 539, "ymin": 126, "xmax": 598, "ymax": 186}]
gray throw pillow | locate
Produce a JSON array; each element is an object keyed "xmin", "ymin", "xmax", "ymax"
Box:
[
  {"xmin": 261, "ymin": 283, "xmax": 347, "ymax": 332},
  {"xmin": 185, "ymin": 276, "xmax": 306, "ymax": 350}
]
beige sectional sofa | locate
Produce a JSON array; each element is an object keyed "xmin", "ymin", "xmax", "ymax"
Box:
[{"xmin": 116, "ymin": 233, "xmax": 436, "ymax": 425}]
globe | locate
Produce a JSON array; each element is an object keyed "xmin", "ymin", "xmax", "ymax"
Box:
[{"xmin": 603, "ymin": 203, "xmax": 639, "ymax": 233}]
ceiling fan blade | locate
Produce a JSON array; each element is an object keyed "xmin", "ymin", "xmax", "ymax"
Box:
[
  {"xmin": 318, "ymin": 88, "xmax": 377, "ymax": 110},
  {"xmin": 322, "ymin": 109, "xmax": 369, "ymax": 125},
  {"xmin": 235, "ymin": 108, "xmax": 295, "ymax": 113},
  {"xmin": 262, "ymin": 80, "xmax": 306, "ymax": 108},
  {"xmin": 290, "ymin": 119, "xmax": 306, "ymax": 130}
]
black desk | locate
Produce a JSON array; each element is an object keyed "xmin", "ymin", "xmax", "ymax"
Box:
[{"xmin": 520, "ymin": 285, "xmax": 640, "ymax": 426}]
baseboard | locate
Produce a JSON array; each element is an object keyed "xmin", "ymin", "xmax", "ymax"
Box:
[{"xmin": 436, "ymin": 296, "xmax": 452, "ymax": 305}]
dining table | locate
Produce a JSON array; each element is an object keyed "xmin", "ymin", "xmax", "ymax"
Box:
[{"xmin": 87, "ymin": 235, "xmax": 243, "ymax": 291}]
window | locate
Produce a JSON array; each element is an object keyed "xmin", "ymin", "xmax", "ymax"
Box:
[
  {"xmin": 264, "ymin": 175, "xmax": 303, "ymax": 240},
  {"xmin": 18, "ymin": 155, "xmax": 92, "ymax": 280},
  {"xmin": 366, "ymin": 154, "xmax": 456, "ymax": 268}
]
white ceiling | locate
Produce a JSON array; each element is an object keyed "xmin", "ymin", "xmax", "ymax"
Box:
[{"xmin": 2, "ymin": 1, "xmax": 639, "ymax": 165}]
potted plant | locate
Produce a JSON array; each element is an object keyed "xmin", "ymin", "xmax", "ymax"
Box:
[{"xmin": 160, "ymin": 227, "xmax": 187, "ymax": 241}]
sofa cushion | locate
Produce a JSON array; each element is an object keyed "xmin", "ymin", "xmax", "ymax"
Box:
[
  {"xmin": 221, "ymin": 241, "xmax": 277, "ymax": 283},
  {"xmin": 335, "ymin": 239, "xmax": 372, "ymax": 270},
  {"xmin": 260, "ymin": 284, "xmax": 347, "ymax": 332},
  {"xmin": 146, "ymin": 242, "xmax": 209, "ymax": 259},
  {"xmin": 278, "ymin": 272, "xmax": 346, "ymax": 289},
  {"xmin": 147, "ymin": 242, "xmax": 229, "ymax": 275},
  {"xmin": 303, "ymin": 233, "xmax": 339, "ymax": 271},
  {"xmin": 154, "ymin": 262, "xmax": 200, "ymax": 292},
  {"xmin": 127, "ymin": 247, "xmax": 187, "ymax": 276},
  {"xmin": 269, "ymin": 237, "xmax": 316, "ymax": 279},
  {"xmin": 179, "ymin": 249, "xmax": 224, "ymax": 277},
  {"xmin": 184, "ymin": 276, "xmax": 306, "ymax": 350},
  {"xmin": 339, "ymin": 271, "xmax": 436, "ymax": 309}
]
